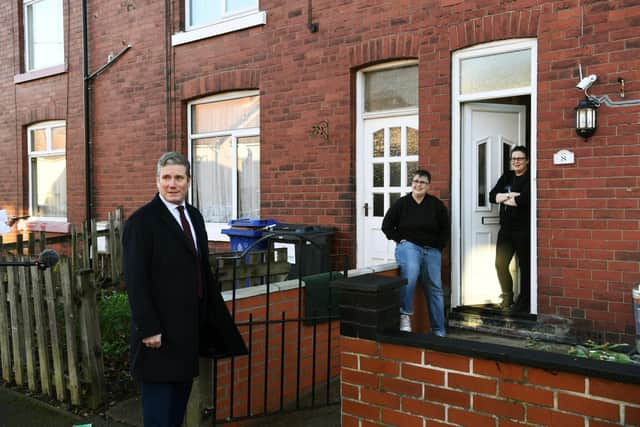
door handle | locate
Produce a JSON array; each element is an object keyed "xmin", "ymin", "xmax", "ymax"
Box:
[{"xmin": 364, "ymin": 202, "xmax": 369, "ymax": 216}]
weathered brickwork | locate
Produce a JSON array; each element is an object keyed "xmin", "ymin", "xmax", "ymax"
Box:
[{"xmin": 0, "ymin": 1, "xmax": 638, "ymax": 339}]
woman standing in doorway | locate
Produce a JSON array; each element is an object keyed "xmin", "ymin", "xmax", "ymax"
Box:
[{"xmin": 489, "ymin": 146, "xmax": 531, "ymax": 312}]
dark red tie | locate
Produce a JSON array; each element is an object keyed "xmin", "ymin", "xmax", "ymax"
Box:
[{"xmin": 177, "ymin": 206, "xmax": 203, "ymax": 298}]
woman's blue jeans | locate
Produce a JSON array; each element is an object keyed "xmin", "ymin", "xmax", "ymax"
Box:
[{"xmin": 395, "ymin": 241, "xmax": 446, "ymax": 336}]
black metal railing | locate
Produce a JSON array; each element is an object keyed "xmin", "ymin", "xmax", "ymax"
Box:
[{"xmin": 206, "ymin": 231, "xmax": 346, "ymax": 424}]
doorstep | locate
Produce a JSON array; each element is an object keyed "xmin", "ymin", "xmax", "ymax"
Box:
[{"xmin": 448, "ymin": 304, "xmax": 574, "ymax": 344}]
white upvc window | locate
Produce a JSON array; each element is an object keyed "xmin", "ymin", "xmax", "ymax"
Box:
[
  {"xmin": 27, "ymin": 121, "xmax": 67, "ymax": 220},
  {"xmin": 173, "ymin": 0, "xmax": 265, "ymax": 46},
  {"xmin": 188, "ymin": 0, "xmax": 258, "ymax": 29},
  {"xmin": 188, "ymin": 91, "xmax": 260, "ymax": 240},
  {"xmin": 23, "ymin": 0, "xmax": 64, "ymax": 72}
]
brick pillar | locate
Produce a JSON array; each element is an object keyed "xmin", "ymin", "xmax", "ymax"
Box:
[{"xmin": 330, "ymin": 273, "xmax": 406, "ymax": 340}]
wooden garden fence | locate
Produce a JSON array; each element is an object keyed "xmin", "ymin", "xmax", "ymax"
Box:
[{"xmin": 0, "ymin": 208, "xmax": 124, "ymax": 409}]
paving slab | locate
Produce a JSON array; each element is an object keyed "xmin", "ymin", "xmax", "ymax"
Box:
[{"xmin": 0, "ymin": 386, "xmax": 134, "ymax": 427}]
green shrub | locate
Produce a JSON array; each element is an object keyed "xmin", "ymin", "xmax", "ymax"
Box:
[{"xmin": 99, "ymin": 290, "xmax": 130, "ymax": 360}]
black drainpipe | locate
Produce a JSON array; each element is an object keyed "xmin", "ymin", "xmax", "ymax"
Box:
[
  {"xmin": 82, "ymin": 0, "xmax": 131, "ymax": 221},
  {"xmin": 82, "ymin": 0, "xmax": 91, "ymax": 221}
]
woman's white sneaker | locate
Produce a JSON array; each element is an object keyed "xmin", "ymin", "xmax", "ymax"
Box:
[{"xmin": 400, "ymin": 314, "xmax": 411, "ymax": 332}]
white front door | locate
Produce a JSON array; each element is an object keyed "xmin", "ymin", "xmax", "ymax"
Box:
[
  {"xmin": 357, "ymin": 115, "xmax": 418, "ymax": 267},
  {"xmin": 461, "ymin": 103, "xmax": 526, "ymax": 305}
]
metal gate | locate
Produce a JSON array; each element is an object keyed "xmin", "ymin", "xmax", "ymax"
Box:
[{"xmin": 204, "ymin": 233, "xmax": 344, "ymax": 424}]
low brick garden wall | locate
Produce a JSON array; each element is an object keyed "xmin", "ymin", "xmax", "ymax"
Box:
[
  {"xmin": 332, "ymin": 273, "xmax": 640, "ymax": 427},
  {"xmin": 340, "ymin": 335, "xmax": 640, "ymax": 426}
]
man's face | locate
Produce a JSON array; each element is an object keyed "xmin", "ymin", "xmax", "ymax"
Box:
[{"xmin": 157, "ymin": 164, "xmax": 190, "ymax": 205}]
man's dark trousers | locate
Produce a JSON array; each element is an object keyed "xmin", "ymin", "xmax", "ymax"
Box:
[{"xmin": 140, "ymin": 380, "xmax": 193, "ymax": 427}]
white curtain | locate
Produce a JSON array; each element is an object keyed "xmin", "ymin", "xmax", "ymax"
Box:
[
  {"xmin": 193, "ymin": 136, "xmax": 233, "ymax": 223},
  {"xmin": 33, "ymin": 156, "xmax": 66, "ymax": 217},
  {"xmin": 238, "ymin": 136, "xmax": 260, "ymax": 218}
]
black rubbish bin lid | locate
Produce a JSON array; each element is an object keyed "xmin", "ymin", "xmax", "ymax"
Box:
[{"xmin": 268, "ymin": 223, "xmax": 335, "ymax": 235}]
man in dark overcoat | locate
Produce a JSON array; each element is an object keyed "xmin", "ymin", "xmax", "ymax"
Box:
[{"xmin": 123, "ymin": 151, "xmax": 247, "ymax": 427}]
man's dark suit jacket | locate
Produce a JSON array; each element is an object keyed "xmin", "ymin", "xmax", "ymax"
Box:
[{"xmin": 122, "ymin": 194, "xmax": 247, "ymax": 382}]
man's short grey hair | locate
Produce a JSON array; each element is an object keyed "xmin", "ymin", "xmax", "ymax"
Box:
[{"xmin": 156, "ymin": 151, "xmax": 191, "ymax": 177}]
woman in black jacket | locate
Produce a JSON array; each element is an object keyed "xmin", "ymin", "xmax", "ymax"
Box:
[{"xmin": 489, "ymin": 146, "xmax": 531, "ymax": 312}]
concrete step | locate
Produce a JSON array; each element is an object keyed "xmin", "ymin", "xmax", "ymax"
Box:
[{"xmin": 448, "ymin": 305, "xmax": 574, "ymax": 344}]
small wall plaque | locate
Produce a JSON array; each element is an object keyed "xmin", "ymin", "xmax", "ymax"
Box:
[{"xmin": 553, "ymin": 149, "xmax": 575, "ymax": 165}]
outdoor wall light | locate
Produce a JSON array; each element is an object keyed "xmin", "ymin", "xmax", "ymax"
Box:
[
  {"xmin": 575, "ymin": 97, "xmax": 598, "ymax": 139},
  {"xmin": 574, "ymin": 64, "xmax": 640, "ymax": 141}
]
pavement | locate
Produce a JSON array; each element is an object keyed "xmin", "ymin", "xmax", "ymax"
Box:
[
  {"xmin": 0, "ymin": 385, "xmax": 340, "ymax": 427},
  {"xmin": 0, "ymin": 385, "xmax": 134, "ymax": 427}
]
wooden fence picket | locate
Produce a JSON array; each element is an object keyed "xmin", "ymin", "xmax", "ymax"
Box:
[
  {"xmin": 90, "ymin": 220, "xmax": 98, "ymax": 273},
  {"xmin": 18, "ymin": 264, "xmax": 36, "ymax": 392},
  {"xmin": 7, "ymin": 261, "xmax": 23, "ymax": 386},
  {"xmin": 77, "ymin": 269, "xmax": 105, "ymax": 409},
  {"xmin": 59, "ymin": 258, "xmax": 81, "ymax": 405},
  {"xmin": 16, "ymin": 234, "xmax": 23, "ymax": 255},
  {"xmin": 82, "ymin": 222, "xmax": 90, "ymax": 269},
  {"xmin": 108, "ymin": 211, "xmax": 119, "ymax": 281},
  {"xmin": 44, "ymin": 265, "xmax": 66, "ymax": 401},
  {"xmin": 27, "ymin": 232, "xmax": 35, "ymax": 256},
  {"xmin": 30, "ymin": 265, "xmax": 51, "ymax": 396},
  {"xmin": 0, "ymin": 265, "xmax": 12, "ymax": 383},
  {"xmin": 70, "ymin": 223, "xmax": 78, "ymax": 274}
]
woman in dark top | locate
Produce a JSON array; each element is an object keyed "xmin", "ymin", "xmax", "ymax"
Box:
[
  {"xmin": 382, "ymin": 169, "xmax": 449, "ymax": 335},
  {"xmin": 489, "ymin": 146, "xmax": 531, "ymax": 312}
]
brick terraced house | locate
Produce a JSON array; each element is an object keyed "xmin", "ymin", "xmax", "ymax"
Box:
[{"xmin": 1, "ymin": 0, "xmax": 639, "ymax": 343}]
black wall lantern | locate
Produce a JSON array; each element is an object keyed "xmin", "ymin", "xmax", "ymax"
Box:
[{"xmin": 575, "ymin": 97, "xmax": 598, "ymax": 139}]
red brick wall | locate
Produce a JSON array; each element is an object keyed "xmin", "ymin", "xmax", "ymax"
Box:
[
  {"xmin": 168, "ymin": 0, "xmax": 640, "ymax": 341},
  {"xmin": 341, "ymin": 336, "xmax": 640, "ymax": 426},
  {"xmin": 1, "ymin": 0, "xmax": 639, "ymax": 340},
  {"xmin": 0, "ymin": 1, "xmax": 85, "ymax": 224},
  {"xmin": 214, "ymin": 286, "xmax": 340, "ymax": 420}
]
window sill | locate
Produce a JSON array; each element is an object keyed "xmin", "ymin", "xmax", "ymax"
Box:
[
  {"xmin": 21, "ymin": 219, "xmax": 70, "ymax": 233},
  {"xmin": 172, "ymin": 10, "xmax": 266, "ymax": 46},
  {"xmin": 14, "ymin": 64, "xmax": 67, "ymax": 84}
]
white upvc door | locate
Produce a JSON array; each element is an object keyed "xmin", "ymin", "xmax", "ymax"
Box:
[
  {"xmin": 357, "ymin": 115, "xmax": 418, "ymax": 267},
  {"xmin": 460, "ymin": 103, "xmax": 526, "ymax": 305}
]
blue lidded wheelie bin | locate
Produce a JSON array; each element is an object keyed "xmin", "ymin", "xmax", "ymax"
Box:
[{"xmin": 221, "ymin": 219, "xmax": 278, "ymax": 252}]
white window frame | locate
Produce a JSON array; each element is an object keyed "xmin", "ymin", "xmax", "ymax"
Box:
[
  {"xmin": 187, "ymin": 90, "xmax": 260, "ymax": 241},
  {"xmin": 23, "ymin": 0, "xmax": 64, "ymax": 72},
  {"xmin": 27, "ymin": 120, "xmax": 67, "ymax": 222},
  {"xmin": 172, "ymin": 1, "xmax": 266, "ymax": 46}
]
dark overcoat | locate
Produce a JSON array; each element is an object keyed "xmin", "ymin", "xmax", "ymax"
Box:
[{"xmin": 122, "ymin": 194, "xmax": 247, "ymax": 382}]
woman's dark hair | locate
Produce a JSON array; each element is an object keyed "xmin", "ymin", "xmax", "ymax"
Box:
[
  {"xmin": 412, "ymin": 169, "xmax": 431, "ymax": 183},
  {"xmin": 511, "ymin": 146, "xmax": 528, "ymax": 159}
]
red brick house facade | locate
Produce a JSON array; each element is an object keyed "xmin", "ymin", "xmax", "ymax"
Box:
[{"xmin": 1, "ymin": 1, "xmax": 639, "ymax": 341}]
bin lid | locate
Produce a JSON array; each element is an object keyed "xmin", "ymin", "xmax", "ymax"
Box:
[
  {"xmin": 228, "ymin": 218, "xmax": 278, "ymax": 228},
  {"xmin": 265, "ymin": 223, "xmax": 336, "ymax": 236},
  {"xmin": 221, "ymin": 228, "xmax": 264, "ymax": 237}
]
